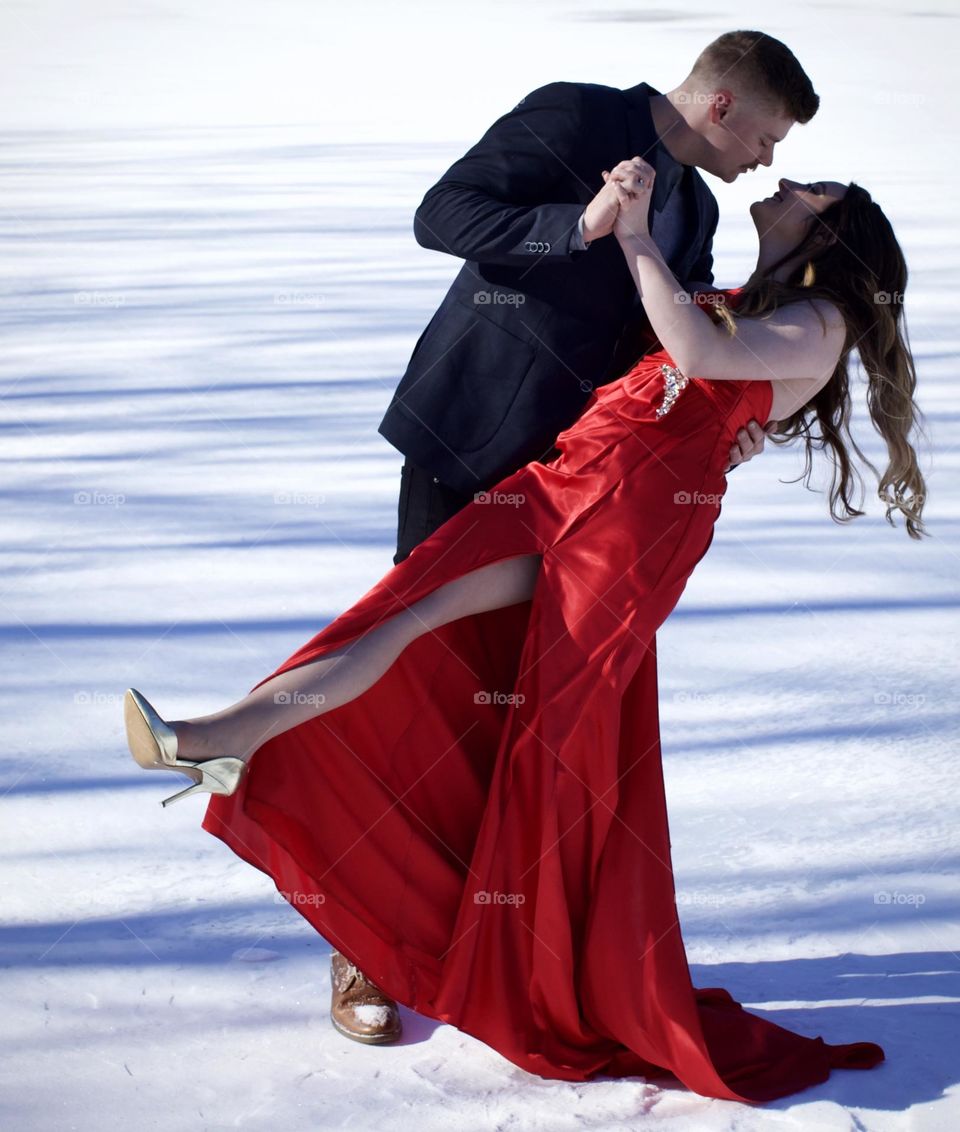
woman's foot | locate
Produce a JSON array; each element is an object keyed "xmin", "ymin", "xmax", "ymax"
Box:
[
  {"xmin": 124, "ymin": 689, "xmax": 250, "ymax": 807},
  {"xmin": 166, "ymin": 719, "xmax": 235, "ymax": 764}
]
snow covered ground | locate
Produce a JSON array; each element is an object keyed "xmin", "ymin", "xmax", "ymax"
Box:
[{"xmin": 1, "ymin": 1, "xmax": 958, "ymax": 1128}]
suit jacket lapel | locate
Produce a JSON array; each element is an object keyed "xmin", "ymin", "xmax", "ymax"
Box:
[{"xmin": 622, "ymin": 81, "xmax": 663, "ymax": 166}]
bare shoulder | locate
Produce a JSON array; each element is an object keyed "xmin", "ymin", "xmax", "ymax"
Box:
[
  {"xmin": 696, "ymin": 293, "xmax": 847, "ymax": 385},
  {"xmin": 806, "ymin": 296, "xmax": 845, "ymax": 336},
  {"xmin": 765, "ymin": 299, "xmax": 846, "ymax": 417},
  {"xmin": 770, "ymin": 296, "xmax": 846, "ymax": 339}
]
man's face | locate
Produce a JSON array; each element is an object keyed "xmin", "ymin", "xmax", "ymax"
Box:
[{"xmin": 699, "ymin": 92, "xmax": 796, "ymax": 183}]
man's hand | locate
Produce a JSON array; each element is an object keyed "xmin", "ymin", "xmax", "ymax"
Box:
[
  {"xmin": 581, "ymin": 173, "xmax": 626, "ymax": 244},
  {"xmin": 724, "ymin": 420, "xmax": 778, "ymax": 473}
]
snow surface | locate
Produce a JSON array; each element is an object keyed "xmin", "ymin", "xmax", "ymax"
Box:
[{"xmin": 1, "ymin": 1, "xmax": 958, "ymax": 1129}]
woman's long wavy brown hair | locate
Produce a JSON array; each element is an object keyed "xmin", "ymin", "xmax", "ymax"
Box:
[{"xmin": 717, "ymin": 182, "xmax": 929, "ymax": 539}]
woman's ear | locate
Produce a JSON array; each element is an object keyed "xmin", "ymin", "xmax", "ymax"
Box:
[{"xmin": 808, "ymin": 218, "xmax": 839, "ymax": 252}]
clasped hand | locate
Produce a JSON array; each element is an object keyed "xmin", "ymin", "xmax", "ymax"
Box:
[
  {"xmin": 580, "ymin": 155, "xmax": 773, "ymax": 473},
  {"xmin": 581, "ymin": 156, "xmax": 656, "ymax": 244}
]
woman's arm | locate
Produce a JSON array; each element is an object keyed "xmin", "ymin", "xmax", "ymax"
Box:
[
  {"xmin": 606, "ymin": 160, "xmax": 846, "ymax": 384},
  {"xmin": 619, "ymin": 231, "xmax": 843, "ymax": 382}
]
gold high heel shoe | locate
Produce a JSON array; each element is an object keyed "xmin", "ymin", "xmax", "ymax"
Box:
[{"xmin": 123, "ymin": 688, "xmax": 248, "ymax": 808}]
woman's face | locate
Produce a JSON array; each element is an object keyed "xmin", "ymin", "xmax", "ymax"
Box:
[{"xmin": 750, "ymin": 178, "xmax": 848, "ymax": 250}]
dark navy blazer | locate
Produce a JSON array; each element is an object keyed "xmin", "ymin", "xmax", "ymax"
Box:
[{"xmin": 377, "ymin": 80, "xmax": 720, "ymax": 495}]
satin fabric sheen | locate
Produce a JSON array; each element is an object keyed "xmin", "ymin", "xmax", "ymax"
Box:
[{"xmin": 202, "ymin": 289, "xmax": 884, "ymax": 1102}]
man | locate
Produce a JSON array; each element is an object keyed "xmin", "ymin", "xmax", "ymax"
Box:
[{"xmin": 330, "ymin": 29, "xmax": 819, "ymax": 1043}]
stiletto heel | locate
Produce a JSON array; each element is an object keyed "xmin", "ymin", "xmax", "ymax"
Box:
[
  {"xmin": 124, "ymin": 688, "xmax": 248, "ymax": 806},
  {"xmin": 159, "ymin": 757, "xmax": 247, "ymax": 807}
]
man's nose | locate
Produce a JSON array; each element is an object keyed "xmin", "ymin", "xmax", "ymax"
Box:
[{"xmin": 758, "ymin": 149, "xmax": 774, "ymax": 168}]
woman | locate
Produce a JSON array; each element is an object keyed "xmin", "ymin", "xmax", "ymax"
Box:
[{"xmin": 123, "ymin": 159, "xmax": 927, "ymax": 1103}]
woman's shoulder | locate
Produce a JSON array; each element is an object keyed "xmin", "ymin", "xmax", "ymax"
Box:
[
  {"xmin": 765, "ymin": 294, "xmax": 846, "ymax": 335},
  {"xmin": 702, "ymin": 287, "xmax": 843, "ymax": 333}
]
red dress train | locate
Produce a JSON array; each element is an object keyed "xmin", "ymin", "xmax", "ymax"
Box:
[{"xmin": 201, "ymin": 289, "xmax": 884, "ymax": 1102}]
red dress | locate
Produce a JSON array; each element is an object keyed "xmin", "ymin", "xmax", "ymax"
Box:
[{"xmin": 202, "ymin": 288, "xmax": 884, "ymax": 1102}]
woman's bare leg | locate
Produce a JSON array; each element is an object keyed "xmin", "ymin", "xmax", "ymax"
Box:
[{"xmin": 171, "ymin": 553, "xmax": 542, "ymax": 763}]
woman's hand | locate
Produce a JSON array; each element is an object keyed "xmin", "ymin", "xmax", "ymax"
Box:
[{"xmin": 604, "ymin": 156, "xmax": 656, "ymax": 244}]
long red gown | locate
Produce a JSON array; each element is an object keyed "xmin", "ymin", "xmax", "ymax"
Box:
[{"xmin": 201, "ymin": 288, "xmax": 884, "ymax": 1102}]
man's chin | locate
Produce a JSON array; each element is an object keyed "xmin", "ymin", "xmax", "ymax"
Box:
[
  {"xmin": 706, "ymin": 165, "xmax": 739, "ymax": 183},
  {"xmin": 699, "ymin": 162, "xmax": 739, "ymax": 183}
]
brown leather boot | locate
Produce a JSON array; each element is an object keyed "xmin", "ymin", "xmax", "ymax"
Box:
[{"xmin": 329, "ymin": 949, "xmax": 402, "ymax": 1044}]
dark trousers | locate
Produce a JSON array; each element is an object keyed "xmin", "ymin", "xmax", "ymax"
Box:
[
  {"xmin": 392, "ymin": 460, "xmax": 476, "ymax": 564},
  {"xmin": 393, "ymin": 449, "xmax": 561, "ymax": 564}
]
